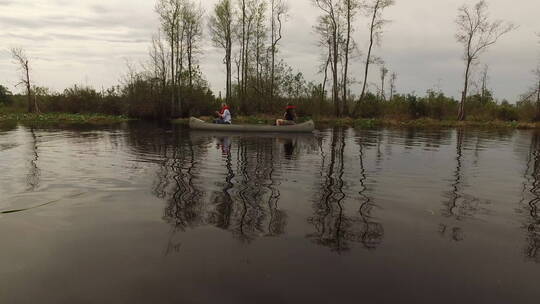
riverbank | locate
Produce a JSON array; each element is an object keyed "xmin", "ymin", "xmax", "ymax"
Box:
[
  {"xmin": 0, "ymin": 112, "xmax": 131, "ymax": 127},
  {"xmin": 173, "ymin": 116, "xmax": 540, "ymax": 130},
  {"xmin": 2, "ymin": 112, "xmax": 537, "ymax": 130}
]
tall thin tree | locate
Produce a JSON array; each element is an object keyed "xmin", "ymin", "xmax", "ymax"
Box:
[
  {"xmin": 341, "ymin": 0, "xmax": 359, "ymax": 115},
  {"xmin": 269, "ymin": 0, "xmax": 288, "ymax": 106},
  {"xmin": 455, "ymin": 0, "xmax": 516, "ymax": 121},
  {"xmin": 314, "ymin": 0, "xmax": 343, "ymax": 117},
  {"xmin": 209, "ymin": 0, "xmax": 234, "ymax": 103},
  {"xmin": 10, "ymin": 47, "xmax": 38, "ymax": 113},
  {"xmin": 389, "ymin": 71, "xmax": 397, "ymax": 101},
  {"xmin": 358, "ymin": 0, "xmax": 394, "ymax": 108},
  {"xmin": 155, "ymin": 0, "xmax": 182, "ymax": 115},
  {"xmin": 183, "ymin": 1, "xmax": 204, "ymax": 90},
  {"xmin": 379, "ymin": 64, "xmax": 388, "ymax": 101}
]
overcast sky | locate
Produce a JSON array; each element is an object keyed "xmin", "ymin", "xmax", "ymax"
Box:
[{"xmin": 0, "ymin": 0, "xmax": 538, "ymax": 101}]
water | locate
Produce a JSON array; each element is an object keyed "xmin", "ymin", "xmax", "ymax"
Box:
[{"xmin": 1, "ymin": 122, "xmax": 539, "ymax": 303}]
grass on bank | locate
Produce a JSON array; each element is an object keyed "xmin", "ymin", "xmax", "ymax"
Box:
[
  {"xmin": 173, "ymin": 115, "xmax": 540, "ymax": 130},
  {"xmin": 2, "ymin": 105, "xmax": 537, "ymax": 129},
  {"xmin": 0, "ymin": 111, "xmax": 130, "ymax": 126}
]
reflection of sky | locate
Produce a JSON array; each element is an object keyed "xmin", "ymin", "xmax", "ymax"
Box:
[
  {"xmin": 1, "ymin": 0, "xmax": 539, "ymax": 101},
  {"xmin": 2, "ymin": 125, "xmax": 540, "ymax": 302}
]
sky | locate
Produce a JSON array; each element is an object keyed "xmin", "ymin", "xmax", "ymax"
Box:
[{"xmin": 0, "ymin": 0, "xmax": 539, "ymax": 101}]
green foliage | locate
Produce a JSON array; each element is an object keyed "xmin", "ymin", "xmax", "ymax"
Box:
[
  {"xmin": 0, "ymin": 112, "xmax": 128, "ymax": 126},
  {"xmin": 0, "ymin": 85, "xmax": 13, "ymax": 106}
]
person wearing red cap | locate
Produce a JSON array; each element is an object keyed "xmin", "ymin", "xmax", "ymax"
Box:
[
  {"xmin": 214, "ymin": 102, "xmax": 232, "ymax": 124},
  {"xmin": 276, "ymin": 104, "xmax": 297, "ymax": 126}
]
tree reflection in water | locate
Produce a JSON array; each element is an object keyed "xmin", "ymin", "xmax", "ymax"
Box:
[
  {"xmin": 207, "ymin": 136, "xmax": 235, "ymax": 230},
  {"xmin": 162, "ymin": 136, "xmax": 205, "ymax": 231},
  {"xmin": 520, "ymin": 132, "xmax": 540, "ymax": 262},
  {"xmin": 357, "ymin": 133, "xmax": 384, "ymax": 250},
  {"xmin": 26, "ymin": 127, "xmax": 40, "ymax": 191},
  {"xmin": 229, "ymin": 138, "xmax": 286, "ymax": 242},
  {"xmin": 308, "ymin": 128, "xmax": 383, "ymax": 253},
  {"xmin": 440, "ymin": 129, "xmax": 466, "ymax": 241},
  {"xmin": 440, "ymin": 129, "xmax": 488, "ymax": 242},
  {"xmin": 153, "ymin": 131, "xmax": 288, "ymax": 244}
]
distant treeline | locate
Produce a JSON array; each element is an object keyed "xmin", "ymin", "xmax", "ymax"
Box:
[
  {"xmin": 1, "ymin": 82, "xmax": 539, "ymax": 122},
  {"xmin": 2, "ymin": 0, "xmax": 539, "ymax": 121}
]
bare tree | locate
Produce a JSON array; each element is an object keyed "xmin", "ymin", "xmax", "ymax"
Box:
[
  {"xmin": 10, "ymin": 47, "xmax": 38, "ymax": 113},
  {"xmin": 149, "ymin": 31, "xmax": 168, "ymax": 89},
  {"xmin": 379, "ymin": 64, "xmax": 388, "ymax": 100},
  {"xmin": 253, "ymin": 0, "xmax": 267, "ymax": 100},
  {"xmin": 315, "ymin": 17, "xmax": 333, "ymax": 109},
  {"xmin": 340, "ymin": 0, "xmax": 359, "ymax": 115},
  {"xmin": 155, "ymin": 0, "xmax": 182, "ymax": 114},
  {"xmin": 455, "ymin": 0, "xmax": 516, "ymax": 120},
  {"xmin": 239, "ymin": 0, "xmax": 247, "ymax": 105},
  {"xmin": 535, "ymin": 67, "xmax": 540, "ymax": 118},
  {"xmin": 269, "ymin": 0, "xmax": 288, "ymax": 105},
  {"xmin": 209, "ymin": 0, "xmax": 235, "ymax": 103},
  {"xmin": 237, "ymin": 0, "xmax": 258, "ymax": 111},
  {"xmin": 314, "ymin": 0, "xmax": 343, "ymax": 117},
  {"xmin": 534, "ymin": 33, "xmax": 540, "ymax": 120},
  {"xmin": 358, "ymin": 0, "xmax": 394, "ymax": 108},
  {"xmin": 183, "ymin": 1, "xmax": 204, "ymax": 90},
  {"xmin": 522, "ymin": 66, "xmax": 540, "ymax": 120},
  {"xmin": 479, "ymin": 64, "xmax": 489, "ymax": 102},
  {"xmin": 389, "ymin": 71, "xmax": 397, "ymax": 101}
]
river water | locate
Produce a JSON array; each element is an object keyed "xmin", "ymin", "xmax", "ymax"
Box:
[{"xmin": 1, "ymin": 122, "xmax": 539, "ymax": 303}]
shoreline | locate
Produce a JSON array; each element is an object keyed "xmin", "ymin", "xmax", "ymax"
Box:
[
  {"xmin": 2, "ymin": 112, "xmax": 538, "ymax": 130},
  {"xmin": 172, "ymin": 116, "xmax": 540, "ymax": 130},
  {"xmin": 0, "ymin": 113, "xmax": 131, "ymax": 127}
]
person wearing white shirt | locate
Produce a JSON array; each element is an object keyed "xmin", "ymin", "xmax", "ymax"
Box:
[{"xmin": 215, "ymin": 103, "xmax": 232, "ymax": 124}]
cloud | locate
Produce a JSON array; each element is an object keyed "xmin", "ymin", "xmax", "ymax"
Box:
[
  {"xmin": 0, "ymin": 0, "xmax": 539, "ymax": 101},
  {"xmin": 89, "ymin": 4, "xmax": 108, "ymax": 14}
]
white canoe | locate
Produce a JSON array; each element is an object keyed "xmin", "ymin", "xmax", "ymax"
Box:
[{"xmin": 188, "ymin": 117, "xmax": 315, "ymax": 133}]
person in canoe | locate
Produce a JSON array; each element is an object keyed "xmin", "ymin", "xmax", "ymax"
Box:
[
  {"xmin": 214, "ymin": 102, "xmax": 232, "ymax": 124},
  {"xmin": 276, "ymin": 104, "xmax": 297, "ymax": 126}
]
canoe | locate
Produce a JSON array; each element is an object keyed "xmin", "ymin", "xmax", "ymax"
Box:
[{"xmin": 188, "ymin": 117, "xmax": 315, "ymax": 133}]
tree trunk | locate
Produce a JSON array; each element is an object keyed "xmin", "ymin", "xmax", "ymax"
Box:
[
  {"xmin": 459, "ymin": 58, "xmax": 472, "ymax": 121},
  {"xmin": 179, "ymin": 25, "xmax": 185, "ymax": 117},
  {"xmin": 25, "ymin": 61, "xmax": 32, "ymax": 113},
  {"xmin": 537, "ymin": 78, "xmax": 540, "ymax": 104},
  {"xmin": 380, "ymin": 72, "xmax": 385, "ymax": 101},
  {"xmin": 270, "ymin": 1, "xmax": 275, "ymax": 107},
  {"xmin": 188, "ymin": 41, "xmax": 193, "ymax": 89},
  {"xmin": 241, "ymin": 0, "xmax": 246, "ymax": 111},
  {"xmin": 226, "ymin": 39, "xmax": 232, "ymax": 103},
  {"xmin": 332, "ymin": 24, "xmax": 340, "ymax": 117},
  {"xmin": 358, "ymin": 2, "xmax": 379, "ymax": 109},
  {"xmin": 170, "ymin": 32, "xmax": 176, "ymax": 117},
  {"xmin": 343, "ymin": 1, "xmax": 352, "ymax": 117},
  {"xmin": 536, "ymin": 75, "xmax": 540, "ymax": 121}
]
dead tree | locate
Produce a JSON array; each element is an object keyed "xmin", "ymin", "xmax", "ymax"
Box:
[
  {"xmin": 183, "ymin": 1, "xmax": 204, "ymax": 90},
  {"xmin": 269, "ymin": 0, "xmax": 288, "ymax": 106},
  {"xmin": 389, "ymin": 72, "xmax": 397, "ymax": 101},
  {"xmin": 209, "ymin": 0, "xmax": 235, "ymax": 103},
  {"xmin": 314, "ymin": 0, "xmax": 343, "ymax": 117},
  {"xmin": 455, "ymin": 0, "xmax": 516, "ymax": 121},
  {"xmin": 341, "ymin": 0, "xmax": 359, "ymax": 115},
  {"xmin": 358, "ymin": 0, "xmax": 394, "ymax": 108},
  {"xmin": 315, "ymin": 15, "xmax": 333, "ymax": 112},
  {"xmin": 10, "ymin": 47, "xmax": 38, "ymax": 113},
  {"xmin": 379, "ymin": 64, "xmax": 388, "ymax": 101},
  {"xmin": 149, "ymin": 31, "xmax": 168, "ymax": 89},
  {"xmin": 477, "ymin": 64, "xmax": 492, "ymax": 102},
  {"xmin": 155, "ymin": 0, "xmax": 182, "ymax": 115},
  {"xmin": 537, "ymin": 67, "xmax": 540, "ymax": 108}
]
